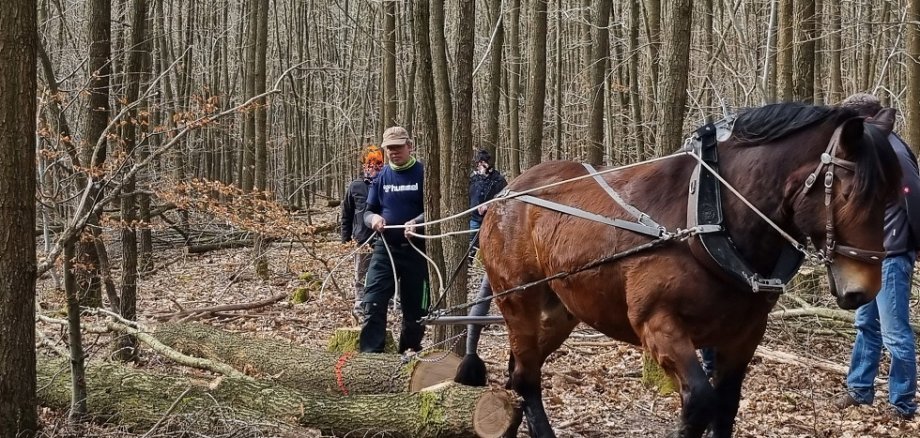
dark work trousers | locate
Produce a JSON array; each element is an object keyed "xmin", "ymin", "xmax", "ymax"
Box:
[{"xmin": 359, "ymin": 240, "xmax": 430, "ymax": 353}]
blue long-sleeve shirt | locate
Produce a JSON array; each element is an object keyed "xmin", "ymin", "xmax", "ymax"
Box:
[
  {"xmin": 364, "ymin": 161, "xmax": 425, "ymax": 244},
  {"xmin": 884, "ymin": 133, "xmax": 920, "ymax": 255}
]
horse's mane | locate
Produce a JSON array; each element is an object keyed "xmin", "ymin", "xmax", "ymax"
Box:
[
  {"xmin": 731, "ymin": 102, "xmax": 900, "ymax": 214},
  {"xmin": 731, "ymin": 102, "xmax": 856, "ymax": 145}
]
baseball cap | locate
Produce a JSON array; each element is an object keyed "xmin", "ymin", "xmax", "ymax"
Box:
[{"xmin": 381, "ymin": 126, "xmax": 410, "ymax": 147}]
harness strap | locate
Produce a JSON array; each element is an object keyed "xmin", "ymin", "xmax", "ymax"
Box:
[
  {"xmin": 511, "ymin": 192, "xmax": 665, "ymax": 238},
  {"xmin": 581, "ymin": 163, "xmax": 664, "ymax": 230}
]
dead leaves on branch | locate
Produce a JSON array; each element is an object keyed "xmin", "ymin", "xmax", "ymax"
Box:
[{"xmin": 158, "ymin": 178, "xmax": 327, "ymax": 240}]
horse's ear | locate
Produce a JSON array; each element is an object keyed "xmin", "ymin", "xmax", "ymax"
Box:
[
  {"xmin": 865, "ymin": 107, "xmax": 896, "ymax": 136},
  {"xmin": 838, "ymin": 116, "xmax": 865, "ymax": 152}
]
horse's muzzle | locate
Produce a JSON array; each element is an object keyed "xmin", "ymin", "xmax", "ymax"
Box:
[{"xmin": 836, "ymin": 290, "xmax": 872, "ymax": 310}]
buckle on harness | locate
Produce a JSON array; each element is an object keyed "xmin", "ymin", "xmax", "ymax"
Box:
[{"xmin": 748, "ymin": 274, "xmax": 785, "ymax": 293}]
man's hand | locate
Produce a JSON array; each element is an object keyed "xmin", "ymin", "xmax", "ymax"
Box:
[
  {"xmin": 369, "ymin": 214, "xmax": 386, "ymax": 232},
  {"xmin": 477, "ymin": 204, "xmax": 489, "ymax": 215},
  {"xmin": 404, "ymin": 219, "xmax": 418, "ymax": 238}
]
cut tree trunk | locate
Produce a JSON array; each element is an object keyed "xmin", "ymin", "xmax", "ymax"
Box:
[
  {"xmin": 156, "ymin": 323, "xmax": 461, "ymax": 394},
  {"xmin": 36, "ymin": 356, "xmax": 515, "ymax": 437}
]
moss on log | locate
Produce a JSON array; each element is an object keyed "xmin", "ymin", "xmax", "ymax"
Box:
[
  {"xmin": 328, "ymin": 326, "xmax": 396, "ymax": 353},
  {"xmin": 36, "ymin": 356, "xmax": 515, "ymax": 437},
  {"xmin": 155, "ymin": 322, "xmax": 460, "ymax": 394}
]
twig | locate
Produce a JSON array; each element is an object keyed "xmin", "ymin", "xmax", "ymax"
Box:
[{"xmin": 141, "ymin": 386, "xmax": 193, "ymax": 438}]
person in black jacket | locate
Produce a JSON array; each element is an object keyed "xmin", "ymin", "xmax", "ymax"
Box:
[
  {"xmin": 834, "ymin": 93, "xmax": 920, "ymax": 421},
  {"xmin": 341, "ymin": 145, "xmax": 384, "ymax": 319},
  {"xmin": 468, "ymin": 149, "xmax": 507, "ymax": 255}
]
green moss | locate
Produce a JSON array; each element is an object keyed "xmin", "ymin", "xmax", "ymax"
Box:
[
  {"xmin": 298, "ymin": 271, "xmax": 315, "ymax": 281},
  {"xmin": 641, "ymin": 353, "xmax": 678, "ymax": 395},
  {"xmin": 291, "ymin": 287, "xmax": 310, "ymax": 304},
  {"xmin": 416, "ymin": 391, "xmax": 447, "ymax": 435}
]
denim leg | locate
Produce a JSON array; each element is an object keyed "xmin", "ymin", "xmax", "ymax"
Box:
[
  {"xmin": 354, "ymin": 251, "xmax": 372, "ymax": 305},
  {"xmin": 846, "ymin": 299, "xmax": 882, "ymax": 404},
  {"xmin": 877, "ymin": 254, "xmax": 917, "ymax": 416}
]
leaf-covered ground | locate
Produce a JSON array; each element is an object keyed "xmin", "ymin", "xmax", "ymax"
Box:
[{"xmin": 34, "ymin": 210, "xmax": 920, "ymax": 437}]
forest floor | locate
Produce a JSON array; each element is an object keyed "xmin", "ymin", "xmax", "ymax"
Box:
[{"xmin": 33, "ymin": 207, "xmax": 920, "ymax": 438}]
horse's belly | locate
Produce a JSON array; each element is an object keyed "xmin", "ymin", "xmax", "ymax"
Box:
[{"xmin": 553, "ymin": 282, "xmax": 642, "ymax": 345}]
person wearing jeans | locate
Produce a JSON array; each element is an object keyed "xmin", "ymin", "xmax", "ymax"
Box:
[
  {"xmin": 836, "ymin": 93, "xmax": 920, "ymax": 421},
  {"xmin": 843, "ymin": 252, "xmax": 917, "ymax": 418}
]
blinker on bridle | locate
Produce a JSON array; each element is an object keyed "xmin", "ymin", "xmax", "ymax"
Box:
[{"xmin": 800, "ymin": 119, "xmax": 886, "ymax": 266}]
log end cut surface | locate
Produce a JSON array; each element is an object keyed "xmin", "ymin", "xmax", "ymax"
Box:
[
  {"xmin": 408, "ymin": 351, "xmax": 461, "ymax": 392},
  {"xmin": 472, "ymin": 389, "xmax": 516, "ymax": 438}
]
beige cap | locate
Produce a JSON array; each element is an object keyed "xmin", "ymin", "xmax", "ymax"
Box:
[{"xmin": 381, "ymin": 126, "xmax": 410, "ymax": 147}]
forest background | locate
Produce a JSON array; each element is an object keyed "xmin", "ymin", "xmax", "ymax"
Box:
[{"xmin": 2, "ymin": 0, "xmax": 920, "ymax": 435}]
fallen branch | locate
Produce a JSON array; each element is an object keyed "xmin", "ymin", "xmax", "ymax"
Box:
[
  {"xmin": 152, "ymin": 292, "xmax": 288, "ymax": 322},
  {"xmin": 755, "ymin": 345, "xmax": 884, "ymax": 385}
]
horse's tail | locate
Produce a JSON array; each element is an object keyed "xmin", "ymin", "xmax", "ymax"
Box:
[{"xmin": 454, "ymin": 353, "xmax": 488, "ymax": 386}]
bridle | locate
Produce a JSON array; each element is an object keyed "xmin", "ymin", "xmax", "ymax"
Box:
[{"xmin": 799, "ymin": 119, "xmax": 886, "ymax": 266}]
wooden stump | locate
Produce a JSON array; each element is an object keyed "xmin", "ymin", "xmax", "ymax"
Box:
[{"xmin": 327, "ymin": 326, "xmax": 396, "ymax": 354}]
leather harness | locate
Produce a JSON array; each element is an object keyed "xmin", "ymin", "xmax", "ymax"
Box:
[{"xmin": 497, "ymin": 118, "xmax": 886, "ymax": 295}]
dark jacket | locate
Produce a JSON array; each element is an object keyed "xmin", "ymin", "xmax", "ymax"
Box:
[
  {"xmin": 341, "ymin": 177, "xmax": 374, "ymax": 244},
  {"xmin": 884, "ymin": 133, "xmax": 920, "ymax": 255},
  {"xmin": 469, "ymin": 169, "xmax": 508, "ymax": 222}
]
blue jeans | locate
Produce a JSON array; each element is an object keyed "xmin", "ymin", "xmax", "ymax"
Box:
[{"xmin": 846, "ymin": 253, "xmax": 917, "ymax": 416}]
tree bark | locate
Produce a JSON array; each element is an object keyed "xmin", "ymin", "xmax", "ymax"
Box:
[
  {"xmin": 383, "ymin": 0, "xmax": 398, "ymax": 127},
  {"xmin": 506, "ymin": 0, "xmax": 523, "ymax": 177},
  {"xmin": 523, "ymin": 0, "xmax": 549, "ymax": 169},
  {"xmin": 0, "ymin": 0, "xmax": 38, "ymax": 433},
  {"xmin": 587, "ymin": 0, "xmax": 612, "ymax": 165},
  {"xmin": 155, "ymin": 323, "xmax": 462, "ymax": 394},
  {"xmin": 828, "ymin": 0, "xmax": 843, "ymax": 103},
  {"xmin": 907, "ymin": 0, "xmax": 920, "ymax": 154},
  {"xmin": 655, "ymin": 0, "xmax": 693, "ymax": 155},
  {"xmin": 777, "ymin": 0, "xmax": 794, "ymax": 101},
  {"xmin": 794, "ymin": 0, "xmax": 816, "ymax": 103},
  {"xmin": 484, "ymin": 0, "xmax": 504, "ymax": 158}
]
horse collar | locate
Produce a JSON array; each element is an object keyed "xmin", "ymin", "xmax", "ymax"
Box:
[{"xmin": 687, "ymin": 122, "xmax": 804, "ymax": 294}]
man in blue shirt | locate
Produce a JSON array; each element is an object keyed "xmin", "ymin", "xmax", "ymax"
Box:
[
  {"xmin": 835, "ymin": 93, "xmax": 920, "ymax": 421},
  {"xmin": 360, "ymin": 126, "xmax": 429, "ymax": 353}
]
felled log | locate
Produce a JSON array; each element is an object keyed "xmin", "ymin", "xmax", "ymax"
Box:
[
  {"xmin": 36, "ymin": 356, "xmax": 515, "ymax": 437},
  {"xmin": 156, "ymin": 322, "xmax": 461, "ymax": 394}
]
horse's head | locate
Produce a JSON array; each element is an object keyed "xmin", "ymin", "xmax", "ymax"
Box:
[{"xmin": 783, "ymin": 109, "xmax": 901, "ymax": 309}]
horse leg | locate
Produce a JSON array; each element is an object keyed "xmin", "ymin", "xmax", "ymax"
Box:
[
  {"xmin": 644, "ymin": 317, "xmax": 716, "ymax": 438},
  {"xmin": 708, "ymin": 343, "xmax": 757, "ymax": 438},
  {"xmin": 503, "ymin": 292, "xmax": 579, "ymax": 438}
]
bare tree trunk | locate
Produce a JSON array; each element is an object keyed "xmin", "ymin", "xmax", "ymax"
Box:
[
  {"xmin": 587, "ymin": 0, "xmax": 612, "ymax": 165},
  {"xmin": 484, "ymin": 0, "xmax": 504, "ymax": 158},
  {"xmin": 523, "ymin": 0, "xmax": 549, "ymax": 168},
  {"xmin": 656, "ymin": 0, "xmax": 693, "ymax": 155},
  {"xmin": 0, "ymin": 0, "xmax": 38, "ymax": 432},
  {"xmin": 77, "ymin": 0, "xmax": 113, "ymax": 308},
  {"xmin": 828, "ymin": 0, "xmax": 843, "ymax": 102},
  {"xmin": 777, "ymin": 0, "xmax": 794, "ymax": 101},
  {"xmin": 383, "ymin": 0, "xmax": 398, "ymax": 127},
  {"xmin": 439, "ymin": 0, "xmax": 476, "ymax": 355},
  {"xmin": 794, "ymin": 0, "xmax": 816, "ymax": 102},
  {"xmin": 430, "ymin": 0, "xmax": 453, "ymax": 188},
  {"xmin": 507, "ymin": 0, "xmax": 522, "ymax": 177},
  {"xmin": 412, "ymin": 0, "xmax": 444, "ymax": 298},
  {"xmin": 114, "ymin": 0, "xmax": 150, "ymax": 363},
  {"xmin": 907, "ymin": 0, "xmax": 920, "ymax": 154},
  {"xmin": 628, "ymin": 0, "xmax": 646, "ymax": 159}
]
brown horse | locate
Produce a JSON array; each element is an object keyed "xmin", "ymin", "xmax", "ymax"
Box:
[{"xmin": 474, "ymin": 103, "xmax": 901, "ymax": 437}]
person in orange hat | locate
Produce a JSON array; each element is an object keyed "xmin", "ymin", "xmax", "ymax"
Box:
[{"xmin": 341, "ymin": 144, "xmax": 384, "ymax": 320}]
